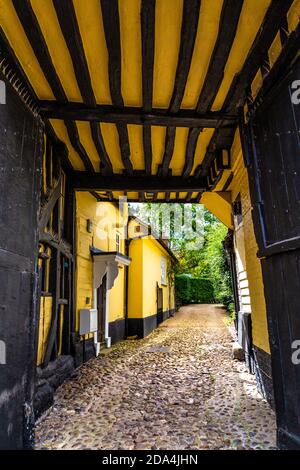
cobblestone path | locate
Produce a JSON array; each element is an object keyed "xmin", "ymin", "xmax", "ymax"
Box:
[{"xmin": 35, "ymin": 305, "xmax": 276, "ymax": 450}]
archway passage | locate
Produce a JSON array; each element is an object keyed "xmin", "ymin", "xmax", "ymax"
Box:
[{"xmin": 0, "ymin": 0, "xmax": 299, "ymax": 450}]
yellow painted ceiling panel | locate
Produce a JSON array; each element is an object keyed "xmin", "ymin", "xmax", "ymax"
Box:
[
  {"xmin": 119, "ymin": 0, "xmax": 142, "ymax": 106},
  {"xmin": 182, "ymin": 0, "xmax": 224, "ymax": 109},
  {"xmin": 157, "ymin": 192, "xmax": 165, "ymax": 199},
  {"xmin": 191, "ymin": 128, "xmax": 215, "ymax": 175},
  {"xmin": 50, "ymin": 119, "xmax": 84, "ymax": 171},
  {"xmin": 127, "ymin": 192, "xmax": 139, "ymax": 200},
  {"xmin": 191, "ymin": 192, "xmax": 199, "ymax": 199},
  {"xmin": 169, "ymin": 128, "xmax": 189, "ymax": 176},
  {"xmin": 31, "ymin": 0, "xmax": 82, "ymax": 102},
  {"xmin": 288, "ymin": 0, "xmax": 300, "ymax": 33},
  {"xmin": 76, "ymin": 121, "xmax": 100, "ymax": 172},
  {"xmin": 127, "ymin": 125, "xmax": 144, "ymax": 170},
  {"xmin": 0, "ymin": 0, "xmax": 54, "ymax": 99},
  {"xmin": 73, "ymin": 0, "xmax": 111, "ymax": 105},
  {"xmin": 153, "ymin": 0, "xmax": 183, "ymax": 108},
  {"xmin": 212, "ymin": 0, "xmax": 271, "ymax": 111},
  {"xmin": 112, "ymin": 191, "xmax": 125, "ymax": 199},
  {"xmin": 151, "ymin": 126, "xmax": 167, "ymax": 174},
  {"xmin": 179, "ymin": 192, "xmax": 188, "ymax": 199},
  {"xmin": 100, "ymin": 123, "xmax": 124, "ymax": 174}
]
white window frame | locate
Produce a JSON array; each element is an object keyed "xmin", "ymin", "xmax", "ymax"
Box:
[{"xmin": 161, "ymin": 257, "xmax": 167, "ymax": 286}]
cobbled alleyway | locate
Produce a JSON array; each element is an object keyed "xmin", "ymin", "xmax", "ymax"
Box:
[{"xmin": 35, "ymin": 305, "xmax": 276, "ymax": 450}]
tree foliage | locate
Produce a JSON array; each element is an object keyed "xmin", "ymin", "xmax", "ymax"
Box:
[{"xmin": 129, "ymin": 203, "xmax": 233, "ymax": 308}]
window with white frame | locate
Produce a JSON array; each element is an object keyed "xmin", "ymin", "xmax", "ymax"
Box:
[{"xmin": 161, "ymin": 257, "xmax": 167, "ymax": 286}]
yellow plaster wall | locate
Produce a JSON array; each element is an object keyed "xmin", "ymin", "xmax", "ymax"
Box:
[
  {"xmin": 200, "ymin": 192, "xmax": 233, "ymax": 229},
  {"xmin": 128, "ymin": 238, "xmax": 143, "ymax": 318},
  {"xmin": 37, "ymin": 296, "xmax": 52, "ymax": 366},
  {"xmin": 75, "ymin": 193, "xmax": 127, "ymax": 332},
  {"xmin": 230, "ymin": 131, "xmax": 270, "ymax": 353},
  {"xmin": 128, "ymin": 234, "xmax": 175, "ymax": 319}
]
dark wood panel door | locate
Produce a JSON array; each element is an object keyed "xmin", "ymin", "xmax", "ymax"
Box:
[
  {"xmin": 246, "ymin": 56, "xmax": 300, "ymax": 449},
  {"xmin": 157, "ymin": 284, "xmax": 163, "ymax": 324},
  {"xmin": 97, "ymin": 274, "xmax": 107, "ymax": 345}
]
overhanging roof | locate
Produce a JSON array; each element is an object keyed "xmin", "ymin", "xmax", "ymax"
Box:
[{"xmin": 0, "ymin": 0, "xmax": 298, "ymax": 203}]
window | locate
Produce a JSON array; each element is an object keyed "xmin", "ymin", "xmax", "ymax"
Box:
[
  {"xmin": 161, "ymin": 257, "xmax": 167, "ymax": 285},
  {"xmin": 116, "ymin": 233, "xmax": 120, "ymax": 252}
]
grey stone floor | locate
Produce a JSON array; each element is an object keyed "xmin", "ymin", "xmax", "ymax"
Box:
[{"xmin": 35, "ymin": 305, "xmax": 276, "ymax": 450}]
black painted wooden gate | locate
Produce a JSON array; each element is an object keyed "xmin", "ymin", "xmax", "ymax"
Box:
[
  {"xmin": 0, "ymin": 77, "xmax": 43, "ymax": 448},
  {"xmin": 245, "ymin": 56, "xmax": 300, "ymax": 449}
]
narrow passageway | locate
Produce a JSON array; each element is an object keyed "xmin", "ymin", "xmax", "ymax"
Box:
[{"xmin": 35, "ymin": 305, "xmax": 276, "ymax": 450}]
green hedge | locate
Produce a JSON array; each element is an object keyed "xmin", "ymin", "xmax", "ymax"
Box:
[{"xmin": 175, "ymin": 275, "xmax": 215, "ymax": 306}]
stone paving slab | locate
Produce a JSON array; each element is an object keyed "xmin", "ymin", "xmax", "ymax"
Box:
[{"xmin": 35, "ymin": 304, "xmax": 276, "ymax": 450}]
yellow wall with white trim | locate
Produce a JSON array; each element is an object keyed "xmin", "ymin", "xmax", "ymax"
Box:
[{"xmin": 75, "ymin": 193, "xmax": 127, "ymax": 333}]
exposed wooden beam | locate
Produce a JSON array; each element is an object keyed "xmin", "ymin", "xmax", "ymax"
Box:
[
  {"xmin": 39, "ymin": 101, "xmax": 237, "ymax": 128},
  {"xmin": 200, "ymin": 0, "xmax": 294, "ymax": 178},
  {"xmin": 64, "ymin": 121, "xmax": 95, "ymax": 172},
  {"xmin": 12, "ymin": 0, "xmax": 94, "ymax": 172},
  {"xmin": 169, "ymin": 0, "xmax": 201, "ymax": 112},
  {"xmin": 161, "ymin": 127, "xmax": 176, "ymax": 177},
  {"xmin": 71, "ymin": 172, "xmax": 207, "ymax": 192},
  {"xmin": 95, "ymin": 195, "xmax": 203, "ymax": 204},
  {"xmin": 52, "ymin": 0, "xmax": 113, "ymax": 173},
  {"xmin": 161, "ymin": 0, "xmax": 201, "ymax": 178},
  {"xmin": 182, "ymin": 128, "xmax": 201, "ymax": 178},
  {"xmin": 185, "ymin": 192, "xmax": 193, "ymax": 203},
  {"xmin": 141, "ymin": 0, "xmax": 155, "ymax": 175},
  {"xmin": 100, "ymin": 0, "xmax": 133, "ymax": 175},
  {"xmin": 196, "ymin": 0, "xmax": 243, "ymax": 114},
  {"xmin": 182, "ymin": 0, "xmax": 243, "ymax": 178}
]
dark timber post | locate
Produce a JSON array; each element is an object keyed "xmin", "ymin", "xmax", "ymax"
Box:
[
  {"xmin": 241, "ymin": 52, "xmax": 300, "ymax": 449},
  {"xmin": 0, "ymin": 74, "xmax": 43, "ymax": 449}
]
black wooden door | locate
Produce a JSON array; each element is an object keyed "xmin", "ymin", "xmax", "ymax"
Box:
[
  {"xmin": 97, "ymin": 274, "xmax": 107, "ymax": 345},
  {"xmin": 157, "ymin": 284, "xmax": 163, "ymax": 324},
  {"xmin": 245, "ymin": 56, "xmax": 300, "ymax": 449}
]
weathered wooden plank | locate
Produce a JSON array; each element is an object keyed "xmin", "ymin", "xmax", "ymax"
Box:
[
  {"xmin": 141, "ymin": 0, "xmax": 155, "ymax": 174},
  {"xmin": 39, "ymin": 101, "xmax": 236, "ymax": 128},
  {"xmin": 100, "ymin": 0, "xmax": 133, "ymax": 174},
  {"xmin": 71, "ymin": 171, "xmax": 207, "ymax": 192}
]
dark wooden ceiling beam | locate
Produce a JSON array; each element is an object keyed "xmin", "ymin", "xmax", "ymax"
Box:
[
  {"xmin": 196, "ymin": 0, "xmax": 243, "ymax": 114},
  {"xmin": 71, "ymin": 172, "xmax": 207, "ymax": 192},
  {"xmin": 52, "ymin": 0, "xmax": 113, "ymax": 174},
  {"xmin": 12, "ymin": 0, "xmax": 94, "ymax": 172},
  {"xmin": 161, "ymin": 0, "xmax": 201, "ymax": 178},
  {"xmin": 39, "ymin": 101, "xmax": 237, "ymax": 127},
  {"xmin": 200, "ymin": 0, "xmax": 294, "ymax": 178},
  {"xmin": 100, "ymin": 0, "xmax": 133, "ymax": 175},
  {"xmin": 141, "ymin": 0, "xmax": 155, "ymax": 175},
  {"xmin": 182, "ymin": 128, "xmax": 201, "ymax": 178},
  {"xmin": 182, "ymin": 0, "xmax": 243, "ymax": 178}
]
